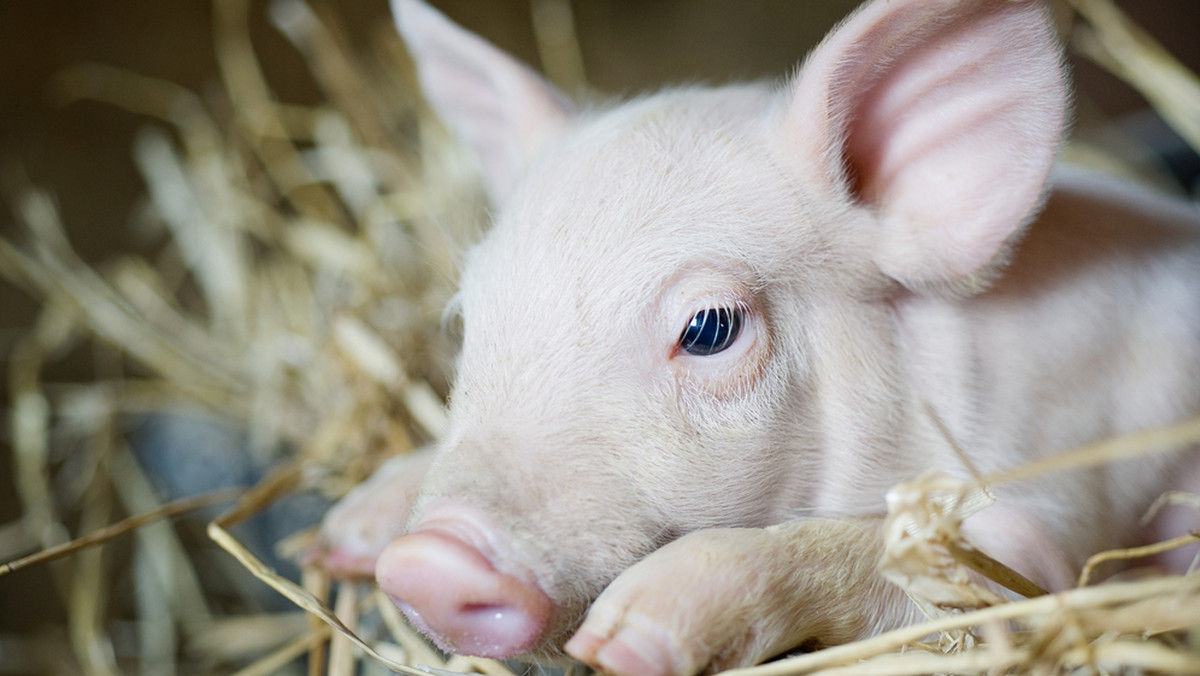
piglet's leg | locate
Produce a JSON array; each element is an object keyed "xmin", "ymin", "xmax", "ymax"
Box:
[
  {"xmin": 308, "ymin": 448, "xmax": 435, "ymax": 578},
  {"xmin": 565, "ymin": 517, "xmax": 911, "ymax": 676}
]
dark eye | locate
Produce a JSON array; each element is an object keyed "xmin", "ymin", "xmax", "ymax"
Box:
[{"xmin": 679, "ymin": 307, "xmax": 743, "ymax": 356}]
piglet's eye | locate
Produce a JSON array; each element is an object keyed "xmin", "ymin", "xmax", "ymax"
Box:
[{"xmin": 679, "ymin": 307, "xmax": 743, "ymax": 356}]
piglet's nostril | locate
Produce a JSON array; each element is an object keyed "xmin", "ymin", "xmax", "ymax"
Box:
[{"xmin": 375, "ymin": 523, "xmax": 553, "ymax": 658}]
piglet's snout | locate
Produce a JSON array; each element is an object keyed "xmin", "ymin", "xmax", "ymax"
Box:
[{"xmin": 376, "ymin": 507, "xmax": 553, "ymax": 658}]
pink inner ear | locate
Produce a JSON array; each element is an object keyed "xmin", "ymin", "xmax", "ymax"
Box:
[
  {"xmin": 844, "ymin": 7, "xmax": 1056, "ymax": 208},
  {"xmin": 785, "ymin": 0, "xmax": 1066, "ymax": 292}
]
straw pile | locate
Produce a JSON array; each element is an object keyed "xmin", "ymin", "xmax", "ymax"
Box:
[
  {"xmin": 1, "ymin": 0, "xmax": 475, "ymax": 671},
  {"xmin": 0, "ymin": 0, "xmax": 1197, "ymax": 674}
]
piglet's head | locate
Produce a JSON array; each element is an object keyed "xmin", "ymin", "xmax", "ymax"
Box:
[{"xmin": 376, "ymin": 0, "xmax": 1066, "ymax": 661}]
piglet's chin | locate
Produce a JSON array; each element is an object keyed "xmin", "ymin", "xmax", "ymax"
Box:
[{"xmin": 376, "ymin": 516, "xmax": 553, "ymax": 658}]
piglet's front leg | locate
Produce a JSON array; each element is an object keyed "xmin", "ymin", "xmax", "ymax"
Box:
[
  {"xmin": 309, "ymin": 449, "xmax": 435, "ymax": 578},
  {"xmin": 566, "ymin": 517, "xmax": 911, "ymax": 676}
]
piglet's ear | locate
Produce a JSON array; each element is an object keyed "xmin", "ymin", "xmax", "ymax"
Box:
[
  {"xmin": 784, "ymin": 0, "xmax": 1067, "ymax": 294},
  {"xmin": 392, "ymin": 0, "xmax": 576, "ymax": 207}
]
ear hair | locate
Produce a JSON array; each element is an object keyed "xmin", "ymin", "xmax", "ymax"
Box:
[{"xmin": 392, "ymin": 0, "xmax": 576, "ymax": 207}]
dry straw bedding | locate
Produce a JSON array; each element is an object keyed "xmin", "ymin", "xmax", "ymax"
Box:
[{"xmin": 0, "ymin": 0, "xmax": 1198, "ymax": 673}]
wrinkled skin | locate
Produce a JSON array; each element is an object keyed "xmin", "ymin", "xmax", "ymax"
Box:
[{"xmin": 312, "ymin": 0, "xmax": 1200, "ymax": 674}]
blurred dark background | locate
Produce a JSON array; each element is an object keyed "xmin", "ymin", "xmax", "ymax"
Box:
[{"xmin": 0, "ymin": 0, "xmax": 1197, "ymax": 657}]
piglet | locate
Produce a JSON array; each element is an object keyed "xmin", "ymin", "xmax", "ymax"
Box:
[{"xmin": 316, "ymin": 0, "xmax": 1200, "ymax": 673}]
